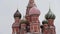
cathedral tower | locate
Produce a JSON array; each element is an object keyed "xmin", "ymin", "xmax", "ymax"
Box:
[
  {"xmin": 26, "ymin": 0, "xmax": 36, "ymax": 15},
  {"xmin": 41, "ymin": 20, "xmax": 49, "ymax": 34},
  {"xmin": 12, "ymin": 0, "xmax": 56, "ymax": 34},
  {"xmin": 25, "ymin": 0, "xmax": 36, "ymax": 23},
  {"xmin": 29, "ymin": 6, "xmax": 41, "ymax": 34},
  {"xmin": 12, "ymin": 9, "xmax": 21, "ymax": 34},
  {"xmin": 20, "ymin": 17, "xmax": 27, "ymax": 34},
  {"xmin": 45, "ymin": 8, "xmax": 56, "ymax": 34},
  {"xmin": 25, "ymin": 0, "xmax": 38, "ymax": 33}
]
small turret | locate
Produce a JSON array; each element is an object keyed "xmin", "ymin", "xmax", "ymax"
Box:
[
  {"xmin": 42, "ymin": 20, "xmax": 48, "ymax": 24},
  {"xmin": 42, "ymin": 20, "xmax": 49, "ymax": 34},
  {"xmin": 20, "ymin": 17, "xmax": 28, "ymax": 34},
  {"xmin": 12, "ymin": 9, "xmax": 21, "ymax": 34}
]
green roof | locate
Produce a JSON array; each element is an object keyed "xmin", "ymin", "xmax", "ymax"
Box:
[
  {"xmin": 42, "ymin": 20, "xmax": 48, "ymax": 24},
  {"xmin": 45, "ymin": 9, "xmax": 56, "ymax": 20},
  {"xmin": 20, "ymin": 17, "xmax": 28, "ymax": 24}
]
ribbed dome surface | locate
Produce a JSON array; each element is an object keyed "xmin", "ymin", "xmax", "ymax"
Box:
[
  {"xmin": 14, "ymin": 9, "xmax": 21, "ymax": 19},
  {"xmin": 45, "ymin": 9, "xmax": 56, "ymax": 20},
  {"xmin": 29, "ymin": 7, "xmax": 40, "ymax": 15}
]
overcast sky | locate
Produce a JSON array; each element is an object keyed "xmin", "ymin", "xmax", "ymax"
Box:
[{"xmin": 0, "ymin": 0, "xmax": 60, "ymax": 34}]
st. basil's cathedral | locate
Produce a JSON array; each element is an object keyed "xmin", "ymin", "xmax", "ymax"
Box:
[{"xmin": 12, "ymin": 0, "xmax": 56, "ymax": 34}]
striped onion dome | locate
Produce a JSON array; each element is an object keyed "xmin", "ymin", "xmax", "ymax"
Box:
[
  {"xmin": 45, "ymin": 8, "xmax": 56, "ymax": 20},
  {"xmin": 14, "ymin": 9, "xmax": 21, "ymax": 19}
]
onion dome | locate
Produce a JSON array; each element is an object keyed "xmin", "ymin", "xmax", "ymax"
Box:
[
  {"xmin": 29, "ymin": 7, "xmax": 40, "ymax": 16},
  {"xmin": 42, "ymin": 20, "xmax": 48, "ymax": 24},
  {"xmin": 45, "ymin": 9, "xmax": 56, "ymax": 20},
  {"xmin": 14, "ymin": 9, "xmax": 21, "ymax": 19},
  {"xmin": 20, "ymin": 17, "xmax": 28, "ymax": 24}
]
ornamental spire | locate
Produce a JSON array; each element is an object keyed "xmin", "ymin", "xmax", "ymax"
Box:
[
  {"xmin": 28, "ymin": 0, "xmax": 36, "ymax": 8},
  {"xmin": 16, "ymin": 0, "xmax": 19, "ymax": 10},
  {"xmin": 49, "ymin": 2, "xmax": 51, "ymax": 13},
  {"xmin": 26, "ymin": 0, "xmax": 36, "ymax": 15},
  {"xmin": 45, "ymin": 3, "xmax": 56, "ymax": 20}
]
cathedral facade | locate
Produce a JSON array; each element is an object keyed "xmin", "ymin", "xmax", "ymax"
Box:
[{"xmin": 12, "ymin": 0, "xmax": 56, "ymax": 34}]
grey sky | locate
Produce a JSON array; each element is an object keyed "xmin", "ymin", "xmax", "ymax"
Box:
[{"xmin": 0, "ymin": 0, "xmax": 60, "ymax": 34}]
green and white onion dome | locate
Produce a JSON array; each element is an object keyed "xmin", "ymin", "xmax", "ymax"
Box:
[{"xmin": 45, "ymin": 9, "xmax": 56, "ymax": 20}]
